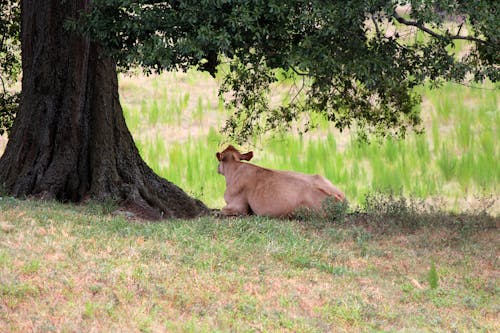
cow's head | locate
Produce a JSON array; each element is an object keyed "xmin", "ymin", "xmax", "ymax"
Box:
[{"xmin": 216, "ymin": 145, "xmax": 253, "ymax": 175}]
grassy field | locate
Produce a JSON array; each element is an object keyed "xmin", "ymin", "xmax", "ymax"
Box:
[
  {"xmin": 117, "ymin": 71, "xmax": 499, "ymax": 211},
  {"xmin": 0, "ymin": 197, "xmax": 498, "ymax": 332}
]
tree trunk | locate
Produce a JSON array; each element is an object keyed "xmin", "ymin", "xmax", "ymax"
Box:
[{"xmin": 0, "ymin": 0, "xmax": 209, "ymax": 219}]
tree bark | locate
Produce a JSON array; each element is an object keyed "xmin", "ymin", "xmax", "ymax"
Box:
[{"xmin": 0, "ymin": 0, "xmax": 209, "ymax": 219}]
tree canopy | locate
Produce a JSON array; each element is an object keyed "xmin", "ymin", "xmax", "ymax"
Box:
[{"xmin": 76, "ymin": 0, "xmax": 499, "ymax": 142}]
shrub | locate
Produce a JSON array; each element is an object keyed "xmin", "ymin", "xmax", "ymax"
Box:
[
  {"xmin": 294, "ymin": 197, "xmax": 349, "ymax": 227},
  {"xmin": 353, "ymin": 191, "xmax": 497, "ymax": 236},
  {"xmin": 361, "ymin": 191, "xmax": 431, "ymax": 231}
]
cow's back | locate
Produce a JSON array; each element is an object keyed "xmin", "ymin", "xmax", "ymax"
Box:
[
  {"xmin": 246, "ymin": 169, "xmax": 337, "ymax": 217},
  {"xmin": 309, "ymin": 174, "xmax": 345, "ymax": 201}
]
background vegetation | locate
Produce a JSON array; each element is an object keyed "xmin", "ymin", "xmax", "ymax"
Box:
[
  {"xmin": 0, "ymin": 0, "xmax": 20, "ymax": 136},
  {"xmin": 116, "ymin": 70, "xmax": 499, "ymax": 212}
]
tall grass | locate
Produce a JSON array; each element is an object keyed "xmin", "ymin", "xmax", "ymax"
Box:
[
  {"xmin": 136, "ymin": 127, "xmax": 226, "ymax": 206},
  {"xmin": 121, "ymin": 74, "xmax": 499, "ymax": 210}
]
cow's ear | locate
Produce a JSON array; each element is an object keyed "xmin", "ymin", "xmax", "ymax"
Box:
[
  {"xmin": 216, "ymin": 152, "xmax": 221, "ymax": 161},
  {"xmin": 240, "ymin": 151, "xmax": 253, "ymax": 161}
]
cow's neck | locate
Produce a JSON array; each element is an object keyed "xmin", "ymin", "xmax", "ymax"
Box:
[{"xmin": 223, "ymin": 161, "xmax": 245, "ymax": 186}]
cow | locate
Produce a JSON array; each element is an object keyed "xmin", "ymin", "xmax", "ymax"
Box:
[{"xmin": 216, "ymin": 145, "xmax": 345, "ymax": 217}]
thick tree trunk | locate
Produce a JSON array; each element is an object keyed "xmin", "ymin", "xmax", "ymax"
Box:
[{"xmin": 0, "ymin": 0, "xmax": 208, "ymax": 219}]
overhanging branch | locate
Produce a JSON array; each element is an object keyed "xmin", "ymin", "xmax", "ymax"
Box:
[
  {"xmin": 392, "ymin": 11, "xmax": 487, "ymax": 45},
  {"xmin": 290, "ymin": 65, "xmax": 309, "ymax": 76},
  {"xmin": 371, "ymin": 14, "xmax": 381, "ymax": 37}
]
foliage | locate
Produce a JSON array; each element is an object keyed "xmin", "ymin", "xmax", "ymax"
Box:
[
  {"xmin": 0, "ymin": 0, "xmax": 20, "ymax": 136},
  {"xmin": 0, "ymin": 0, "xmax": 19, "ymax": 84},
  {"xmin": 0, "ymin": 90, "xmax": 17, "ymax": 135},
  {"xmin": 77, "ymin": 0, "xmax": 499, "ymax": 142}
]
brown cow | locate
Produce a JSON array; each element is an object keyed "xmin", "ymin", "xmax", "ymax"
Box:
[{"xmin": 216, "ymin": 145, "xmax": 345, "ymax": 217}]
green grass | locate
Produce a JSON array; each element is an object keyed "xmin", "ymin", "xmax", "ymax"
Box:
[
  {"xmin": 118, "ymin": 72, "xmax": 499, "ymax": 210},
  {"xmin": 0, "ymin": 197, "xmax": 498, "ymax": 332}
]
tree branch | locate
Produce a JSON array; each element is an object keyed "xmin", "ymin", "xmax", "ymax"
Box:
[
  {"xmin": 290, "ymin": 65, "xmax": 309, "ymax": 76},
  {"xmin": 371, "ymin": 14, "xmax": 381, "ymax": 38},
  {"xmin": 392, "ymin": 11, "xmax": 487, "ymax": 45},
  {"xmin": 0, "ymin": 74, "xmax": 6, "ymax": 95}
]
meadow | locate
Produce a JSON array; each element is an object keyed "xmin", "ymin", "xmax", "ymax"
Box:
[{"xmin": 118, "ymin": 70, "xmax": 499, "ymax": 212}]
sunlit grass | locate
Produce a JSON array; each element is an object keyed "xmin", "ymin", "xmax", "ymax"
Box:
[{"xmin": 119, "ymin": 73, "xmax": 498, "ymax": 210}]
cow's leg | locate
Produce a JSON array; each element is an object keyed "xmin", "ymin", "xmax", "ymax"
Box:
[{"xmin": 221, "ymin": 201, "xmax": 249, "ymax": 216}]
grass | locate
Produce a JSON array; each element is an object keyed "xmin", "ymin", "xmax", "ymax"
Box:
[
  {"xmin": 0, "ymin": 196, "xmax": 498, "ymax": 332},
  {"xmin": 117, "ymin": 71, "xmax": 499, "ymax": 211}
]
